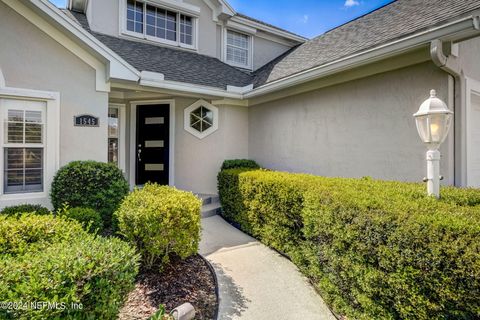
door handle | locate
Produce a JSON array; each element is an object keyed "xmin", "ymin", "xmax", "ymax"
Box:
[{"xmin": 137, "ymin": 144, "xmax": 142, "ymax": 162}]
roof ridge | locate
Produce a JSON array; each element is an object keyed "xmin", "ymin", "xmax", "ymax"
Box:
[{"xmin": 234, "ymin": 12, "xmax": 308, "ymax": 40}]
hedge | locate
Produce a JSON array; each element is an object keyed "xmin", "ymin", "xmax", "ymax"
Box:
[
  {"xmin": 0, "ymin": 214, "xmax": 139, "ymax": 320},
  {"xmin": 1, "ymin": 204, "xmax": 50, "ymax": 216},
  {"xmin": 218, "ymin": 169, "xmax": 480, "ymax": 319},
  {"xmin": 221, "ymin": 159, "xmax": 260, "ymax": 170},
  {"xmin": 115, "ymin": 183, "xmax": 202, "ymax": 268},
  {"xmin": 51, "ymin": 161, "xmax": 129, "ymax": 227}
]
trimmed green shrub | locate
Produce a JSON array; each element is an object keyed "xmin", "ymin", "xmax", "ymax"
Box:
[
  {"xmin": 0, "ymin": 213, "xmax": 85, "ymax": 256},
  {"xmin": 221, "ymin": 159, "xmax": 260, "ymax": 170},
  {"xmin": 60, "ymin": 207, "xmax": 104, "ymax": 233},
  {"xmin": 218, "ymin": 169, "xmax": 480, "ymax": 320},
  {"xmin": 51, "ymin": 161, "xmax": 129, "ymax": 227},
  {"xmin": 0, "ymin": 214, "xmax": 139, "ymax": 320},
  {"xmin": 1, "ymin": 204, "xmax": 50, "ymax": 216},
  {"xmin": 115, "ymin": 183, "xmax": 201, "ymax": 268}
]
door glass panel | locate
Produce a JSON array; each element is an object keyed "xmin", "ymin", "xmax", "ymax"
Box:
[
  {"xmin": 145, "ymin": 163, "xmax": 164, "ymax": 171},
  {"xmin": 108, "ymin": 107, "xmax": 120, "ymax": 166}
]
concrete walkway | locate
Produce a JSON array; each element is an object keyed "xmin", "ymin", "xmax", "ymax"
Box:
[{"xmin": 199, "ymin": 215, "xmax": 336, "ymax": 320}]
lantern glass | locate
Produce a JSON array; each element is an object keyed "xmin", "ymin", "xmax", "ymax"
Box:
[{"xmin": 415, "ymin": 113, "xmax": 452, "ymax": 149}]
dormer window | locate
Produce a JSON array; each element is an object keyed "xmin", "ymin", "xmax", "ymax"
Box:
[
  {"xmin": 225, "ymin": 29, "xmax": 252, "ymax": 70},
  {"xmin": 125, "ymin": 0, "xmax": 196, "ymax": 49}
]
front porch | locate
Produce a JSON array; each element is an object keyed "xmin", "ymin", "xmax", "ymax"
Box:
[{"xmin": 107, "ymin": 83, "xmax": 249, "ymax": 195}]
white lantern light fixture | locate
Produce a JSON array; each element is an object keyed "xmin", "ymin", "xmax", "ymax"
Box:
[{"xmin": 413, "ymin": 89, "xmax": 453, "ymax": 198}]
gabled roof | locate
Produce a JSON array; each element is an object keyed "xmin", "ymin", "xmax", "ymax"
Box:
[
  {"xmin": 253, "ymin": 0, "xmax": 480, "ymax": 87},
  {"xmin": 67, "ymin": 11, "xmax": 253, "ymax": 90}
]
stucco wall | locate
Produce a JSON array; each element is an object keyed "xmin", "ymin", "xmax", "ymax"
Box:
[
  {"xmin": 0, "ymin": 2, "xmax": 108, "ymax": 207},
  {"xmin": 253, "ymin": 34, "xmax": 291, "ymax": 71},
  {"xmin": 174, "ymin": 99, "xmax": 249, "ymax": 194},
  {"xmin": 458, "ymin": 36, "xmax": 480, "ymax": 80},
  {"xmin": 248, "ymin": 62, "xmax": 454, "ymax": 184}
]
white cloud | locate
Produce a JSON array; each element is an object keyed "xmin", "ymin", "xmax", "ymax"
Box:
[
  {"xmin": 302, "ymin": 15, "xmax": 309, "ymax": 23},
  {"xmin": 344, "ymin": 0, "xmax": 360, "ymax": 7}
]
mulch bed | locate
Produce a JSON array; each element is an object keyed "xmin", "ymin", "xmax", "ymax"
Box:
[{"xmin": 119, "ymin": 255, "xmax": 218, "ymax": 320}]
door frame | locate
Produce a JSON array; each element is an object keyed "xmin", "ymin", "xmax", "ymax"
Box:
[
  {"xmin": 129, "ymin": 100, "xmax": 175, "ymax": 188},
  {"xmin": 466, "ymin": 77, "xmax": 480, "ymax": 187}
]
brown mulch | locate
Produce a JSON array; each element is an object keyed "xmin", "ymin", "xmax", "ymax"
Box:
[{"xmin": 118, "ymin": 255, "xmax": 217, "ymax": 320}]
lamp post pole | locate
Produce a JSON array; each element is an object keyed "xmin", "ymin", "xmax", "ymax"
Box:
[
  {"xmin": 414, "ymin": 89, "xmax": 453, "ymax": 199},
  {"xmin": 426, "ymin": 149, "xmax": 440, "ymax": 198}
]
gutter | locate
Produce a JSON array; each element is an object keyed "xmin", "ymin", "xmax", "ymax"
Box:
[{"xmin": 244, "ymin": 14, "xmax": 480, "ymax": 99}]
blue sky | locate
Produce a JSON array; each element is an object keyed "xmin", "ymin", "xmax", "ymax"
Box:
[{"xmin": 49, "ymin": 0, "xmax": 394, "ymax": 38}]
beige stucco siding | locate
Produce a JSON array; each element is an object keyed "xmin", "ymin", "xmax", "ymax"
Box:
[
  {"xmin": 175, "ymin": 99, "xmax": 249, "ymax": 194},
  {"xmin": 0, "ymin": 1, "xmax": 108, "ymax": 165},
  {"xmin": 249, "ymin": 62, "xmax": 454, "ymax": 184},
  {"xmin": 253, "ymin": 35, "xmax": 291, "ymax": 71}
]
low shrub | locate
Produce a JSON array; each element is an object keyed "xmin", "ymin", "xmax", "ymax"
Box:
[
  {"xmin": 60, "ymin": 207, "xmax": 104, "ymax": 233},
  {"xmin": 1, "ymin": 204, "xmax": 50, "ymax": 216},
  {"xmin": 218, "ymin": 169, "xmax": 480, "ymax": 319},
  {"xmin": 0, "ymin": 214, "xmax": 139, "ymax": 320},
  {"xmin": 115, "ymin": 183, "xmax": 201, "ymax": 268},
  {"xmin": 220, "ymin": 159, "xmax": 260, "ymax": 170},
  {"xmin": 50, "ymin": 161, "xmax": 129, "ymax": 227},
  {"xmin": 0, "ymin": 213, "xmax": 84, "ymax": 256}
]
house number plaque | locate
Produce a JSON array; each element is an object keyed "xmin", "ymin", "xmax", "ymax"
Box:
[{"xmin": 74, "ymin": 114, "xmax": 99, "ymax": 127}]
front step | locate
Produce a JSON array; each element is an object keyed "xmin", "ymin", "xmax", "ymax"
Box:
[{"xmin": 197, "ymin": 194, "xmax": 221, "ymax": 218}]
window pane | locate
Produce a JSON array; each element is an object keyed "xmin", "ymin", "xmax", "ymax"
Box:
[
  {"xmin": 108, "ymin": 138, "xmax": 119, "ymax": 165},
  {"xmin": 127, "ymin": 0, "xmax": 144, "ymax": 34},
  {"xmin": 25, "ymin": 123, "xmax": 42, "ymax": 143},
  {"xmin": 108, "ymin": 108, "xmax": 119, "ymax": 138},
  {"xmin": 180, "ymin": 14, "xmax": 193, "ymax": 45},
  {"xmin": 4, "ymin": 148, "xmax": 43, "ymax": 193},
  {"xmin": 7, "ymin": 122, "xmax": 23, "ymax": 143},
  {"xmin": 226, "ymin": 30, "xmax": 250, "ymax": 66}
]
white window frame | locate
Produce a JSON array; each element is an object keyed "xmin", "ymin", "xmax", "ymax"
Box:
[
  {"xmin": 224, "ymin": 28, "xmax": 253, "ymax": 70},
  {"xmin": 0, "ymin": 73, "xmax": 59, "ymax": 203},
  {"xmin": 184, "ymin": 99, "xmax": 219, "ymax": 139},
  {"xmin": 108, "ymin": 103, "xmax": 127, "ymax": 173},
  {"xmin": 120, "ymin": 0, "xmax": 199, "ymax": 51}
]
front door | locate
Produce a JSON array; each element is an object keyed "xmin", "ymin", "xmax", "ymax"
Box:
[{"xmin": 136, "ymin": 105, "xmax": 170, "ymax": 185}]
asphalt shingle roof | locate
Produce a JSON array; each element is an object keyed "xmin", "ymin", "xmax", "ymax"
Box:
[
  {"xmin": 253, "ymin": 0, "xmax": 480, "ymax": 87},
  {"xmin": 65, "ymin": 0, "xmax": 480, "ymax": 91},
  {"xmin": 68, "ymin": 11, "xmax": 253, "ymax": 90}
]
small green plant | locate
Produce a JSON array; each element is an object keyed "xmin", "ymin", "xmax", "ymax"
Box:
[
  {"xmin": 221, "ymin": 159, "xmax": 260, "ymax": 170},
  {"xmin": 115, "ymin": 183, "xmax": 202, "ymax": 268},
  {"xmin": 1, "ymin": 204, "xmax": 50, "ymax": 216},
  {"xmin": 148, "ymin": 305, "xmax": 174, "ymax": 320},
  {"xmin": 59, "ymin": 206, "xmax": 104, "ymax": 233},
  {"xmin": 50, "ymin": 161, "xmax": 129, "ymax": 227}
]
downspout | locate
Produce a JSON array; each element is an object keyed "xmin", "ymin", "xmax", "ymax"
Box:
[
  {"xmin": 430, "ymin": 14, "xmax": 480, "ymax": 187},
  {"xmin": 430, "ymin": 39, "xmax": 464, "ymax": 187}
]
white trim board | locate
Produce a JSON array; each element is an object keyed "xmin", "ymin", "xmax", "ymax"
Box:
[
  {"xmin": 0, "ymin": 84, "xmax": 60, "ymax": 207},
  {"xmin": 129, "ymin": 100, "xmax": 175, "ymax": 189},
  {"xmin": 465, "ymin": 77, "xmax": 480, "ymax": 187}
]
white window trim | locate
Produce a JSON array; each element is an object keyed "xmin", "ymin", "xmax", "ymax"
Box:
[
  {"xmin": 0, "ymin": 77, "xmax": 60, "ymax": 203},
  {"xmin": 223, "ymin": 28, "xmax": 254, "ymax": 71},
  {"xmin": 129, "ymin": 100, "xmax": 175, "ymax": 189},
  {"xmin": 119, "ymin": 0, "xmax": 199, "ymax": 51},
  {"xmin": 184, "ymin": 99, "xmax": 219, "ymax": 139},
  {"xmin": 465, "ymin": 77, "xmax": 480, "ymax": 187},
  {"xmin": 109, "ymin": 103, "xmax": 127, "ymax": 173}
]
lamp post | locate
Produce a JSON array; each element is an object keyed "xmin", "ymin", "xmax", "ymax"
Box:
[{"xmin": 413, "ymin": 90, "xmax": 453, "ymax": 198}]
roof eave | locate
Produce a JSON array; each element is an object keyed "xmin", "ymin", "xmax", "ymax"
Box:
[{"xmin": 245, "ymin": 14, "xmax": 480, "ymax": 99}]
